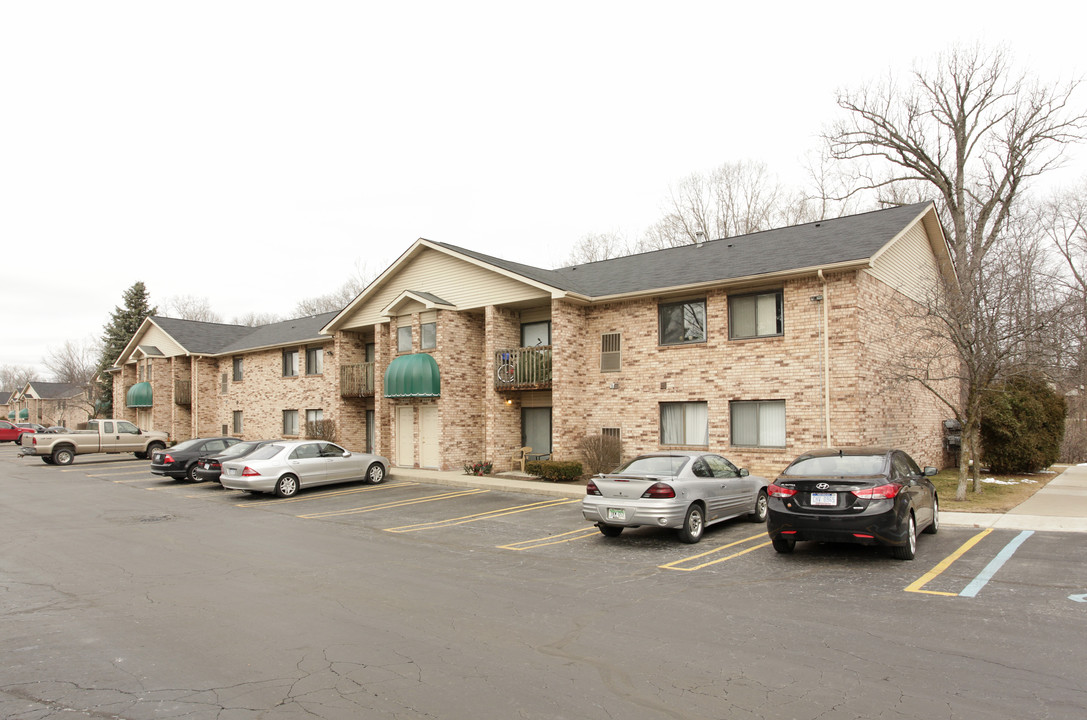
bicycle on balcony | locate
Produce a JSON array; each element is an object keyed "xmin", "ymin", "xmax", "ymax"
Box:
[{"xmin": 497, "ymin": 352, "xmax": 516, "ymax": 384}]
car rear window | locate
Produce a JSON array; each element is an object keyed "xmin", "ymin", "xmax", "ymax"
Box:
[
  {"xmin": 783, "ymin": 455, "xmax": 886, "ymax": 477},
  {"xmin": 171, "ymin": 438, "xmax": 204, "ymax": 452},
  {"xmin": 614, "ymin": 455, "xmax": 689, "ymax": 476},
  {"xmin": 246, "ymin": 444, "xmax": 284, "ymax": 460}
]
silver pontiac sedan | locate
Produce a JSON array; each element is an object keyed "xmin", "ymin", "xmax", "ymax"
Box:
[
  {"xmin": 220, "ymin": 440, "xmax": 389, "ymax": 497},
  {"xmin": 582, "ymin": 451, "xmax": 769, "ymax": 543}
]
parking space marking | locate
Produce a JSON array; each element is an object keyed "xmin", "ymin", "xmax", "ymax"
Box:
[
  {"xmin": 91, "ymin": 470, "xmax": 155, "ymax": 478},
  {"xmin": 659, "ymin": 533, "xmax": 770, "ymax": 572},
  {"xmin": 384, "ymin": 498, "xmax": 578, "ymax": 533},
  {"xmin": 498, "ymin": 527, "xmax": 600, "ymax": 550},
  {"xmin": 960, "ymin": 530, "xmax": 1034, "ymax": 598},
  {"xmin": 905, "ymin": 528, "xmax": 993, "ymax": 596},
  {"xmin": 297, "ymin": 489, "xmax": 488, "ymax": 518},
  {"xmin": 234, "ymin": 481, "xmax": 418, "ymax": 507}
]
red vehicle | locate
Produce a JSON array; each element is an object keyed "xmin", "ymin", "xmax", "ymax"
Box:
[{"xmin": 0, "ymin": 420, "xmax": 35, "ymax": 444}]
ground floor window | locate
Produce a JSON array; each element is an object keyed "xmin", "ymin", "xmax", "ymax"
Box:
[
  {"xmin": 660, "ymin": 402, "xmax": 708, "ymax": 446},
  {"xmin": 366, "ymin": 409, "xmax": 375, "ymax": 453},
  {"xmin": 730, "ymin": 400, "xmax": 786, "ymax": 447},
  {"xmin": 232, "ymin": 411, "xmax": 242, "ymax": 434},
  {"xmin": 283, "ymin": 409, "xmax": 299, "ymax": 436}
]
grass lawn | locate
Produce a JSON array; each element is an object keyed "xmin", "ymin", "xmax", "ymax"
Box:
[{"xmin": 933, "ymin": 465, "xmax": 1068, "ymax": 513}]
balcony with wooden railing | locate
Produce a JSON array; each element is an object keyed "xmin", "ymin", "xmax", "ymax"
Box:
[
  {"xmin": 494, "ymin": 346, "xmax": 552, "ymax": 391},
  {"xmin": 340, "ymin": 362, "xmax": 376, "ymax": 397},
  {"xmin": 174, "ymin": 379, "xmax": 191, "ymax": 405}
]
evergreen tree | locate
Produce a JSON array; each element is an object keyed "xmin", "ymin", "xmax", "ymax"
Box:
[
  {"xmin": 94, "ymin": 282, "xmax": 156, "ymax": 416},
  {"xmin": 980, "ymin": 374, "xmax": 1066, "ymax": 474}
]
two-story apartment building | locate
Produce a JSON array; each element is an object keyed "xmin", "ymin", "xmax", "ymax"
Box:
[
  {"xmin": 9, "ymin": 382, "xmax": 93, "ymax": 428},
  {"xmin": 108, "ymin": 201, "xmax": 956, "ymax": 479}
]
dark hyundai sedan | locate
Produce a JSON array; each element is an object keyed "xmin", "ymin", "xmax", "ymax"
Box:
[
  {"xmin": 151, "ymin": 437, "xmax": 241, "ymax": 481},
  {"xmin": 766, "ymin": 447, "xmax": 939, "ymax": 560},
  {"xmin": 193, "ymin": 439, "xmax": 275, "ymax": 483}
]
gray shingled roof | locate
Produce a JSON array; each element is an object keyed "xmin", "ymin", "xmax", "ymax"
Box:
[
  {"xmin": 433, "ymin": 201, "xmax": 934, "ymax": 297},
  {"xmin": 27, "ymin": 381, "xmax": 85, "ymax": 399},
  {"xmin": 150, "ymin": 312, "xmax": 339, "ymax": 356}
]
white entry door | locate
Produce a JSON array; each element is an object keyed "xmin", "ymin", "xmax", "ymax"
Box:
[
  {"xmin": 420, "ymin": 406, "xmax": 439, "ymax": 469},
  {"xmin": 396, "ymin": 406, "xmax": 414, "ymax": 467}
]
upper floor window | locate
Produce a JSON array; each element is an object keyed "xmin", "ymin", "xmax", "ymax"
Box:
[
  {"xmin": 397, "ymin": 326, "xmax": 412, "ymax": 353},
  {"xmin": 365, "ymin": 343, "xmax": 376, "ymax": 362},
  {"xmin": 659, "ymin": 300, "xmax": 706, "ymax": 345},
  {"xmin": 421, "ymin": 322, "xmax": 437, "ymax": 350},
  {"xmin": 729, "ymin": 290, "xmax": 783, "ymax": 339},
  {"xmin": 306, "ymin": 346, "xmax": 323, "ymax": 375},
  {"xmin": 232, "ymin": 357, "xmax": 243, "ymax": 382},
  {"xmin": 283, "ymin": 349, "xmax": 299, "ymax": 377},
  {"xmin": 521, "ymin": 320, "xmax": 551, "ymax": 347}
]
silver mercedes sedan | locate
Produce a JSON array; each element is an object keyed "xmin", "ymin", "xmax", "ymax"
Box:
[
  {"xmin": 582, "ymin": 451, "xmax": 769, "ymax": 543},
  {"xmin": 220, "ymin": 440, "xmax": 389, "ymax": 497}
]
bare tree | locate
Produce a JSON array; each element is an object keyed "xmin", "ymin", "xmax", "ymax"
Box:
[
  {"xmin": 44, "ymin": 338, "xmax": 100, "ymax": 386},
  {"xmin": 230, "ymin": 311, "xmax": 284, "ymax": 327},
  {"xmin": 827, "ymin": 44, "xmax": 1087, "ymax": 499},
  {"xmin": 564, "ymin": 231, "xmax": 631, "ymax": 265},
  {"xmin": 0, "ymin": 364, "xmax": 38, "ymax": 392},
  {"xmin": 165, "ymin": 295, "xmax": 222, "ymax": 323},
  {"xmin": 292, "ymin": 260, "xmax": 378, "ymax": 316}
]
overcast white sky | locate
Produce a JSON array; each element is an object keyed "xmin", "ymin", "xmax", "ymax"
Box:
[{"xmin": 3, "ymin": 1, "xmax": 1086, "ymax": 376}]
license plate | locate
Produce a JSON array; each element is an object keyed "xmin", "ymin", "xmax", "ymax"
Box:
[
  {"xmin": 228, "ymin": 468, "xmax": 237, "ymax": 476},
  {"xmin": 811, "ymin": 492, "xmax": 837, "ymax": 506},
  {"xmin": 607, "ymin": 508, "xmax": 626, "ymax": 521},
  {"xmin": 204, "ymin": 462, "xmax": 211, "ymax": 469}
]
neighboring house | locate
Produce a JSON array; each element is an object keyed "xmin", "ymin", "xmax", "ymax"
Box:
[
  {"xmin": 1, "ymin": 389, "xmax": 14, "ymax": 423},
  {"xmin": 107, "ymin": 201, "xmax": 957, "ymax": 478},
  {"xmin": 108, "ymin": 312, "xmax": 344, "ymax": 446},
  {"xmin": 323, "ymin": 201, "xmax": 957, "ymax": 476},
  {"xmin": 9, "ymin": 382, "xmax": 93, "ymax": 428}
]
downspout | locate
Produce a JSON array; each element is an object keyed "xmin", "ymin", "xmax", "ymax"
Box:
[{"xmin": 817, "ymin": 269, "xmax": 831, "ymax": 446}]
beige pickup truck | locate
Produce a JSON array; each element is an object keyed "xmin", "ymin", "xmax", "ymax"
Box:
[{"xmin": 20, "ymin": 419, "xmax": 169, "ymax": 465}]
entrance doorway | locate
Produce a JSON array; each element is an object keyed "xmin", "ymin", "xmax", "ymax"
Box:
[{"xmin": 522, "ymin": 407, "xmax": 552, "ymax": 459}]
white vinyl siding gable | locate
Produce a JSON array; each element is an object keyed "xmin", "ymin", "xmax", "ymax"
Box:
[
  {"xmin": 134, "ymin": 324, "xmax": 185, "ymax": 357},
  {"xmin": 867, "ymin": 221, "xmax": 941, "ymax": 304}
]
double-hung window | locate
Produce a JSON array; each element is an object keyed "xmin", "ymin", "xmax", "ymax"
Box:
[
  {"xmin": 660, "ymin": 402, "xmax": 708, "ymax": 446},
  {"xmin": 729, "ymin": 290, "xmax": 783, "ymax": 339},
  {"xmin": 232, "ymin": 357, "xmax": 243, "ymax": 382},
  {"xmin": 283, "ymin": 349, "xmax": 299, "ymax": 377},
  {"xmin": 283, "ymin": 410, "xmax": 299, "ymax": 436},
  {"xmin": 659, "ymin": 300, "xmax": 706, "ymax": 345},
  {"xmin": 730, "ymin": 400, "xmax": 786, "ymax": 447},
  {"xmin": 306, "ymin": 346, "xmax": 323, "ymax": 375},
  {"xmin": 232, "ymin": 411, "xmax": 243, "ymax": 434},
  {"xmin": 420, "ymin": 322, "xmax": 437, "ymax": 350},
  {"xmin": 397, "ymin": 326, "xmax": 412, "ymax": 353}
]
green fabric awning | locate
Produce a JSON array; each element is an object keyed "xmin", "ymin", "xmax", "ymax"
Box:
[
  {"xmin": 6, "ymin": 411, "xmax": 13, "ymax": 420},
  {"xmin": 18, "ymin": 408, "xmax": 29, "ymax": 419},
  {"xmin": 384, "ymin": 353, "xmax": 440, "ymax": 398},
  {"xmin": 126, "ymin": 381, "xmax": 153, "ymax": 408}
]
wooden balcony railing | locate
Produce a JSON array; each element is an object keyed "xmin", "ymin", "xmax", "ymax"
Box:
[
  {"xmin": 175, "ymin": 379, "xmax": 191, "ymax": 405},
  {"xmin": 495, "ymin": 346, "xmax": 552, "ymax": 390},
  {"xmin": 341, "ymin": 362, "xmax": 376, "ymax": 397}
]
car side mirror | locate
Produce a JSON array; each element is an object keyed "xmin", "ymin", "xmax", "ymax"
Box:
[
  {"xmin": 923, "ymin": 467, "xmax": 937, "ymax": 476},
  {"xmin": 342, "ymin": 451, "xmax": 351, "ymax": 458},
  {"xmin": 739, "ymin": 468, "xmax": 749, "ymax": 477}
]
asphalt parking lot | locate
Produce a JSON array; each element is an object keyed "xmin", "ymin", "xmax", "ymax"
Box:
[{"xmin": 3, "ymin": 445, "xmax": 1086, "ymax": 719}]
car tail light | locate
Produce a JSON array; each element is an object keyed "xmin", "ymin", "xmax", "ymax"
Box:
[
  {"xmin": 209, "ymin": 460, "xmax": 220, "ymax": 469},
  {"xmin": 32, "ymin": 436, "xmax": 38, "ymax": 445},
  {"xmin": 851, "ymin": 484, "xmax": 901, "ymax": 499},
  {"xmin": 241, "ymin": 466, "xmax": 260, "ymax": 477},
  {"xmin": 586, "ymin": 480, "xmax": 602, "ymax": 496},
  {"xmin": 163, "ymin": 454, "xmax": 175, "ymax": 464},
  {"xmin": 853, "ymin": 533, "xmax": 875, "ymax": 539},
  {"xmin": 641, "ymin": 482, "xmax": 676, "ymax": 499},
  {"xmin": 768, "ymin": 483, "xmax": 796, "ymax": 498}
]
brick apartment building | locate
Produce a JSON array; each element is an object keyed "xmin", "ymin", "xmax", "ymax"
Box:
[
  {"xmin": 8, "ymin": 382, "xmax": 93, "ymax": 428},
  {"xmin": 110, "ymin": 201, "xmax": 956, "ymax": 479}
]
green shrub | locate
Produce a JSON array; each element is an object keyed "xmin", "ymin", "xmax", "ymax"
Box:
[
  {"xmin": 463, "ymin": 460, "xmax": 493, "ymax": 476},
  {"xmin": 981, "ymin": 374, "xmax": 1066, "ymax": 474},
  {"xmin": 525, "ymin": 459, "xmax": 583, "ymax": 481}
]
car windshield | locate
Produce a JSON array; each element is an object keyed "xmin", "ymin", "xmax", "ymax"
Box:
[
  {"xmin": 612, "ymin": 455, "xmax": 689, "ymax": 476},
  {"xmin": 783, "ymin": 454, "xmax": 886, "ymax": 477},
  {"xmin": 246, "ymin": 444, "xmax": 284, "ymax": 461}
]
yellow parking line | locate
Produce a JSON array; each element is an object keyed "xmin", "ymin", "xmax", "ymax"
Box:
[
  {"xmin": 659, "ymin": 532, "xmax": 770, "ymax": 571},
  {"xmin": 385, "ymin": 498, "xmax": 578, "ymax": 533},
  {"xmin": 905, "ymin": 528, "xmax": 993, "ymax": 596},
  {"xmin": 300, "ymin": 489, "xmax": 489, "ymax": 519},
  {"xmin": 234, "ymin": 481, "xmax": 417, "ymax": 507},
  {"xmin": 498, "ymin": 526, "xmax": 600, "ymax": 550}
]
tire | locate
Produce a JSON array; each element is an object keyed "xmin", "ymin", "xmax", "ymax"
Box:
[
  {"xmin": 42, "ymin": 457, "xmax": 55, "ymax": 465},
  {"xmin": 366, "ymin": 463, "xmax": 386, "ymax": 484},
  {"xmin": 145, "ymin": 442, "xmax": 166, "ymax": 457},
  {"xmin": 923, "ymin": 496, "xmax": 939, "ymax": 535},
  {"xmin": 497, "ymin": 364, "xmax": 515, "ymax": 383},
  {"xmin": 275, "ymin": 474, "xmax": 299, "ymax": 498},
  {"xmin": 678, "ymin": 504, "xmax": 705, "ymax": 544},
  {"xmin": 597, "ymin": 524, "xmax": 623, "ymax": 538},
  {"xmin": 52, "ymin": 447, "xmax": 75, "ymax": 466},
  {"xmin": 772, "ymin": 535, "xmax": 795, "ymax": 554},
  {"xmin": 748, "ymin": 489, "xmax": 769, "ymax": 523},
  {"xmin": 134, "ymin": 451, "xmax": 147, "ymax": 460},
  {"xmin": 892, "ymin": 514, "xmax": 917, "ymax": 560},
  {"xmin": 186, "ymin": 463, "xmax": 200, "ymax": 482}
]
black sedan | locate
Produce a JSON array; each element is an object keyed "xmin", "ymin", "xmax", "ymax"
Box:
[
  {"xmin": 766, "ymin": 447, "xmax": 939, "ymax": 560},
  {"xmin": 193, "ymin": 439, "xmax": 275, "ymax": 483},
  {"xmin": 151, "ymin": 437, "xmax": 241, "ymax": 481}
]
